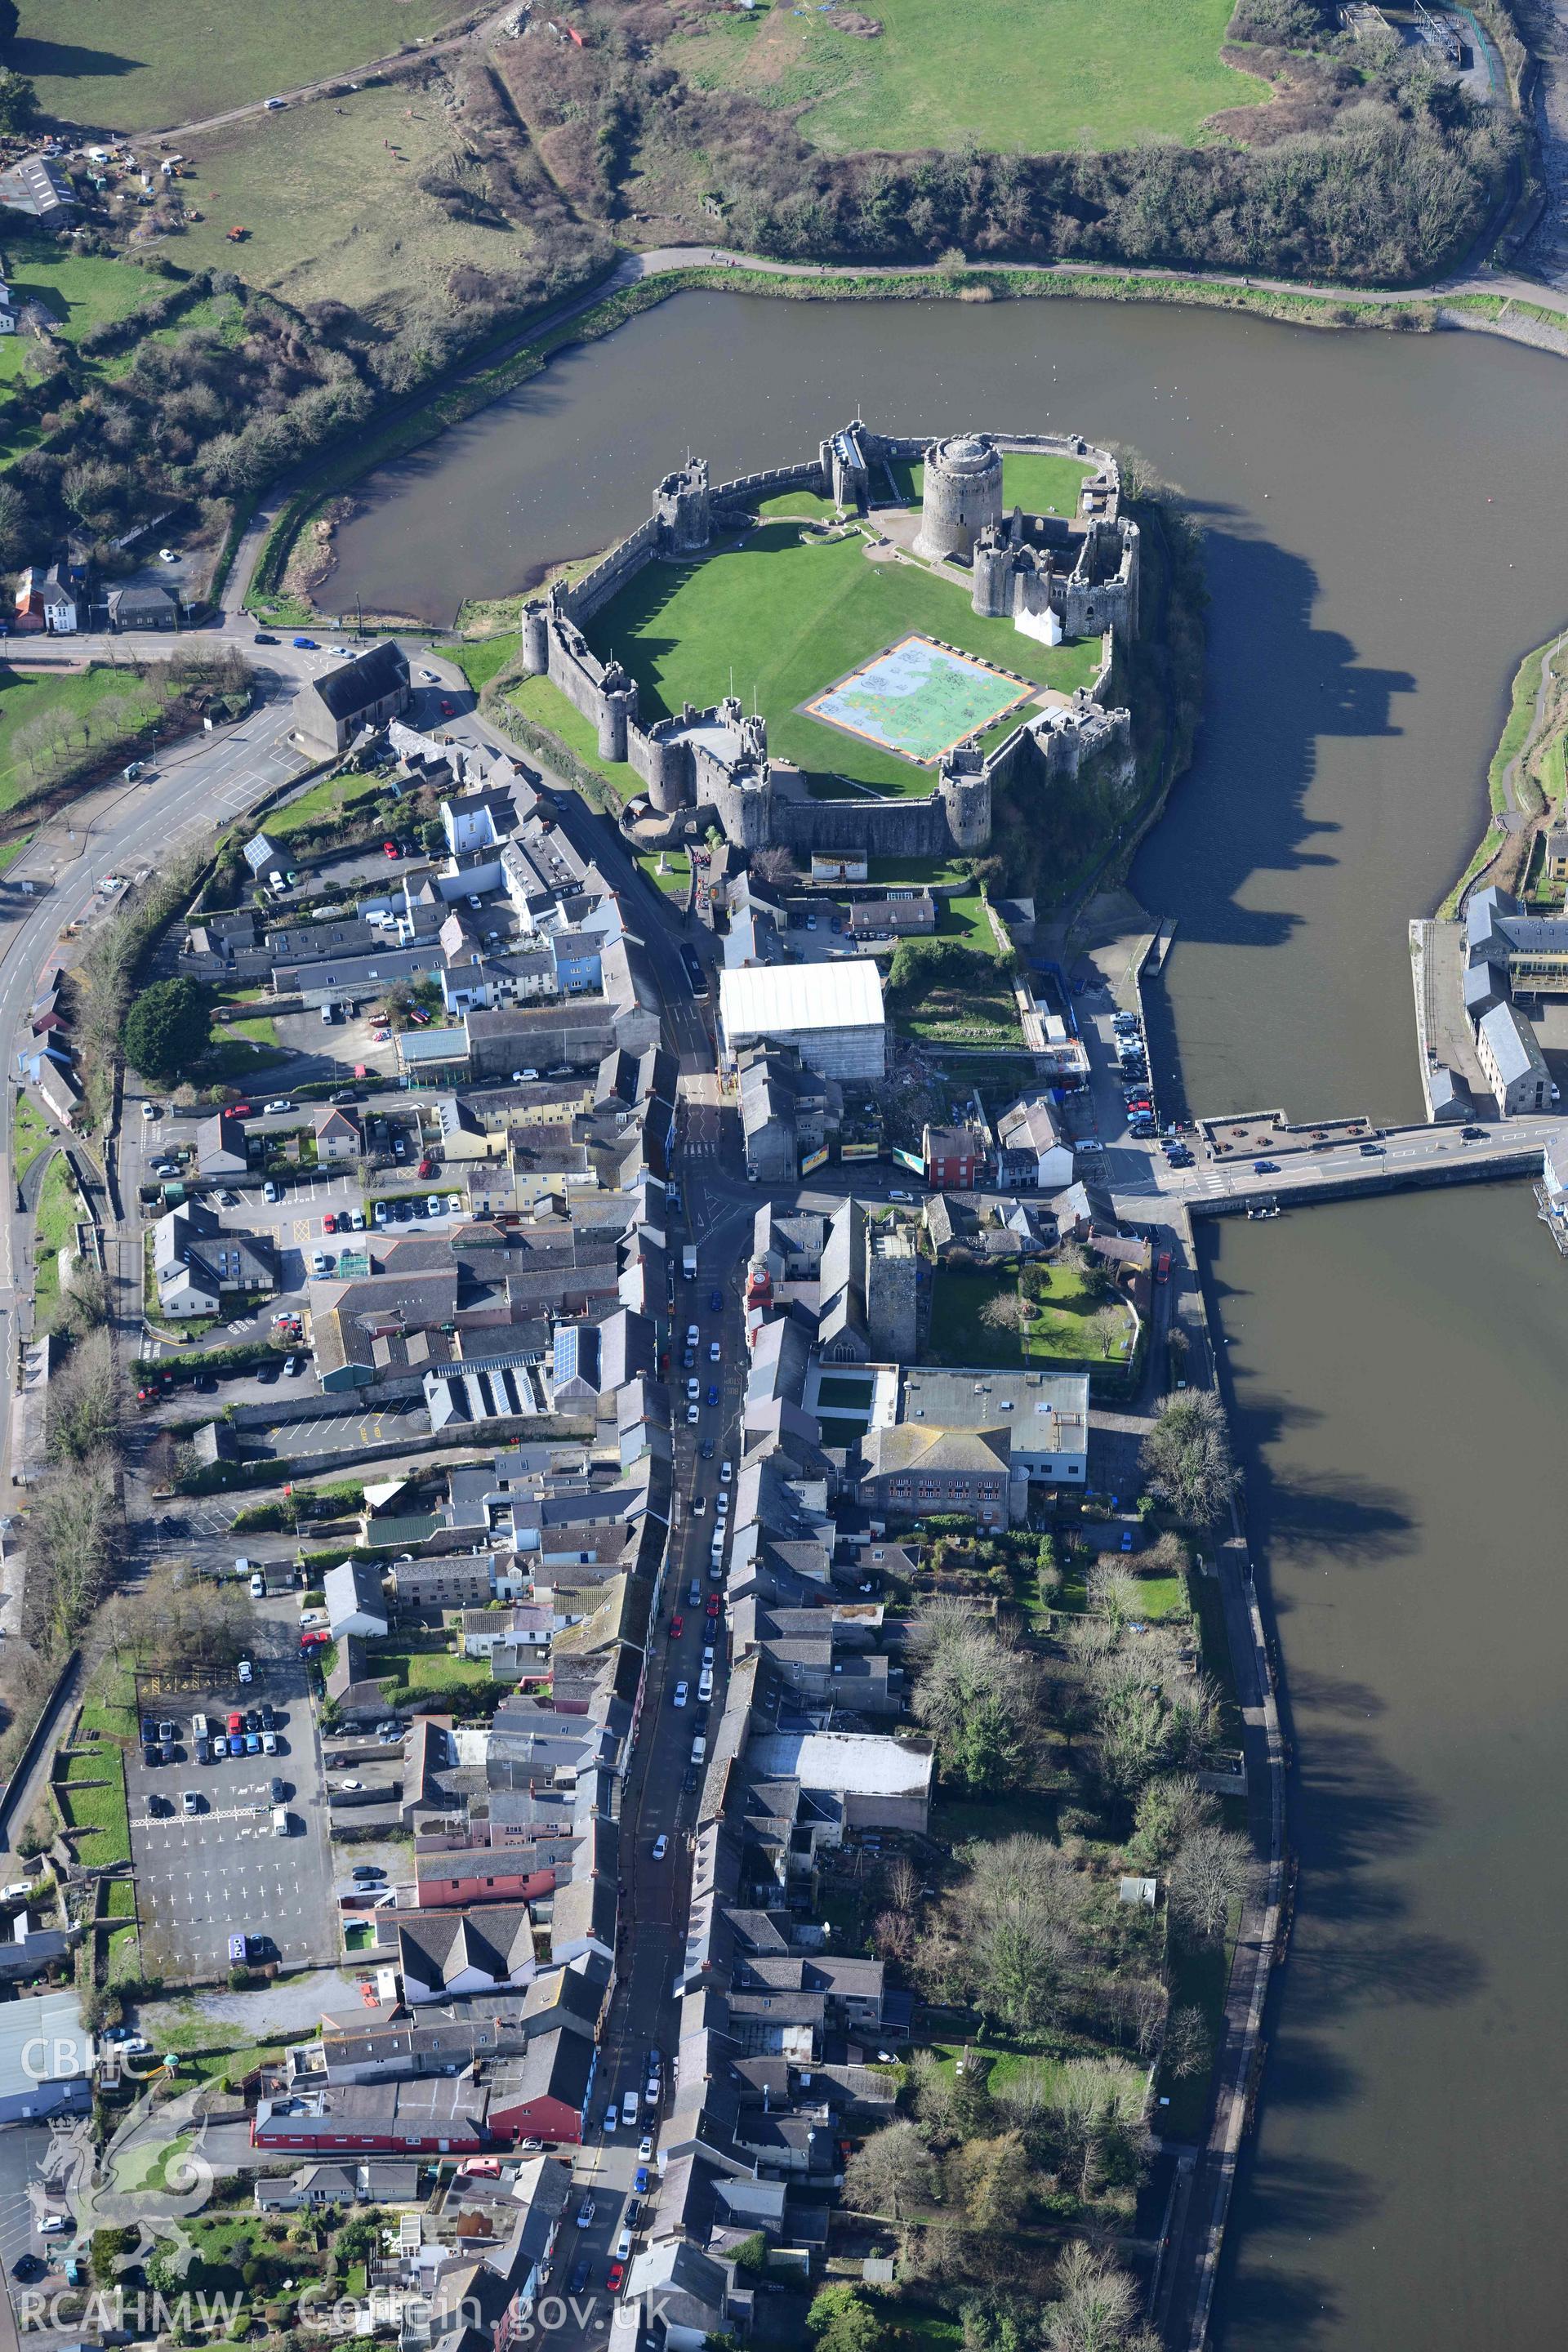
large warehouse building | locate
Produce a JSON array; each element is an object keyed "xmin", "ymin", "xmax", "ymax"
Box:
[{"xmin": 718, "ymin": 963, "xmax": 887, "ymax": 1081}]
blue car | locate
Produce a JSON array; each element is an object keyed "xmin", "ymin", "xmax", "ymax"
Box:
[
  {"xmin": 706, "ymin": 1384, "xmax": 719, "ymax": 1407},
  {"xmin": 568, "ymin": 2259, "xmax": 591, "ymax": 2296},
  {"xmin": 292, "ymin": 635, "xmax": 317, "ymax": 649},
  {"xmin": 635, "ymin": 2166, "xmax": 649, "ymax": 2195},
  {"xmin": 708, "ymin": 1289, "xmax": 723, "ymax": 1313}
]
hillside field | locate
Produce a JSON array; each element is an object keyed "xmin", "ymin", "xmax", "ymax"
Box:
[
  {"xmin": 12, "ymin": 0, "xmax": 474, "ymax": 133},
  {"xmin": 667, "ymin": 0, "xmax": 1270, "ymax": 157}
]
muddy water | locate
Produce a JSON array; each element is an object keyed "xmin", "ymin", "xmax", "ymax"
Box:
[{"xmin": 327, "ymin": 288, "xmax": 1568, "ymax": 2347}]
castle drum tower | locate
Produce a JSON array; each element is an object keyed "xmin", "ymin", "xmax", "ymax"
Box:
[{"xmin": 914, "ymin": 433, "xmax": 1004, "ymax": 565}]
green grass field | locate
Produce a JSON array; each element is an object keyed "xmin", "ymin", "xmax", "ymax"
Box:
[
  {"xmin": 14, "ymin": 0, "xmax": 474, "ymax": 131},
  {"xmin": 11, "ymin": 1098, "xmax": 51, "ymax": 1187},
  {"xmin": 172, "ymin": 82, "xmax": 537, "ymax": 321},
  {"xmin": 636, "ymin": 849, "xmax": 692, "ymax": 896},
  {"xmin": 927, "ymin": 1263, "xmax": 1129, "ymax": 1369},
  {"xmin": 56, "ymin": 1754, "xmax": 131, "ymax": 1864},
  {"xmin": 33, "ymin": 1152, "xmax": 82, "ymax": 1328},
  {"xmin": 668, "ymin": 0, "xmax": 1268, "ymax": 155},
  {"xmin": 589, "ymin": 519, "xmax": 1100, "ymax": 800},
  {"xmin": 0, "ymin": 662, "xmax": 165, "ymax": 814}
]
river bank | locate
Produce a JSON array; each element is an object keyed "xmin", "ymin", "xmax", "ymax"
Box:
[{"xmin": 242, "ymin": 255, "xmax": 1568, "ymax": 622}]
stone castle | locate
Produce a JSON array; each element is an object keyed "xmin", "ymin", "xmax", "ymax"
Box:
[{"xmin": 519, "ymin": 424, "xmax": 1140, "ymax": 865}]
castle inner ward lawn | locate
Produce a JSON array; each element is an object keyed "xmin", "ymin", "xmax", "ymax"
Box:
[{"xmin": 586, "ymin": 518, "xmax": 1103, "ymax": 799}]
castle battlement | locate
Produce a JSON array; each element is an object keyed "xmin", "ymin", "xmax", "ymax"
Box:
[{"xmin": 518, "ymin": 422, "xmax": 1142, "ymax": 866}]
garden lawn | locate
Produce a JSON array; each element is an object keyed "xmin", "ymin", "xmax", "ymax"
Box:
[
  {"xmin": 12, "ymin": 1096, "xmax": 51, "ymax": 1187},
  {"xmin": 1023, "ymin": 1263, "xmax": 1134, "ymax": 1368},
  {"xmin": 0, "ymin": 662, "xmax": 164, "ymax": 814},
  {"xmin": 362, "ymin": 1635, "xmax": 492, "ymax": 1698},
  {"xmin": 32, "ymin": 1152, "xmax": 82, "ymax": 1328},
  {"xmin": 587, "ymin": 518, "xmax": 1101, "ymax": 799},
  {"xmin": 0, "ymin": 242, "xmax": 172, "ymax": 346},
  {"xmin": 926, "ymin": 1262, "xmax": 1127, "ymax": 1369},
  {"xmin": 667, "ymin": 0, "xmax": 1267, "ymax": 154},
  {"xmin": 13, "ymin": 0, "xmax": 474, "ymax": 131}
]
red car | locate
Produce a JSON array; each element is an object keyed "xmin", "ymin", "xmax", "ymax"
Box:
[
  {"xmin": 439, "ymin": 698, "xmax": 456, "ymax": 717},
  {"xmin": 232, "ymin": 1102, "xmax": 252, "ymax": 1117},
  {"xmin": 668, "ymin": 1615, "xmax": 684, "ymax": 1640},
  {"xmin": 706, "ymin": 1594, "xmax": 721, "ymax": 1618},
  {"xmin": 383, "ymin": 841, "xmax": 400, "ymax": 859},
  {"xmin": 417, "ymin": 1156, "xmax": 434, "ymax": 1179},
  {"xmin": 323, "ymin": 1211, "xmax": 336, "ymax": 1234},
  {"xmin": 301, "ymin": 1628, "xmax": 331, "ymax": 1650},
  {"xmin": 606, "ymin": 2263, "xmax": 626, "ymax": 2295},
  {"xmin": 227, "ymin": 1712, "xmax": 243, "ymax": 1734}
]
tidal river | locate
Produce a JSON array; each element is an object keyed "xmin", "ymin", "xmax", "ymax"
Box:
[{"xmin": 328, "ymin": 290, "xmax": 1568, "ymax": 2347}]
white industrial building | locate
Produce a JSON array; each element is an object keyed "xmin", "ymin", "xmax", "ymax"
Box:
[{"xmin": 718, "ymin": 963, "xmax": 887, "ymax": 1081}]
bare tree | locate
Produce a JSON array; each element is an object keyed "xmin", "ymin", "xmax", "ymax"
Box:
[
  {"xmin": 843, "ymin": 2119, "xmax": 939, "ymax": 2222},
  {"xmin": 1045, "ymin": 2242, "xmax": 1160, "ymax": 2352},
  {"xmin": 979, "ymin": 1287, "xmax": 1030, "ymax": 1334},
  {"xmin": 1049, "ymin": 2059, "xmax": 1148, "ymax": 2206},
  {"xmin": 1091, "ymin": 1303, "xmax": 1126, "ymax": 1359},
  {"xmin": 47, "ymin": 1329, "xmax": 122, "ymax": 1458},
  {"xmin": 955, "ymin": 1835, "xmax": 1088, "ymax": 2033},
  {"xmin": 750, "ymin": 844, "xmax": 798, "ymax": 886},
  {"xmin": 1169, "ymin": 1822, "xmax": 1251, "ymax": 1941},
  {"xmin": 1163, "ymin": 2005, "xmax": 1212, "ymax": 2081}
]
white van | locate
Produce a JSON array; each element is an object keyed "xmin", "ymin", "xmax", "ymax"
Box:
[
  {"xmin": 271, "ymin": 1806, "xmax": 289, "ymax": 1837},
  {"xmin": 690, "ymin": 1735, "xmax": 707, "ymax": 1767},
  {"xmin": 191, "ymin": 1712, "xmax": 208, "ymax": 1741}
]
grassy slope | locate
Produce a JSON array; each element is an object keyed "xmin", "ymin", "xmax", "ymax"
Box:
[
  {"xmin": 0, "ymin": 663, "xmax": 164, "ymax": 814},
  {"xmin": 588, "ymin": 520, "xmax": 1101, "ymax": 800},
  {"xmin": 669, "ymin": 0, "xmax": 1268, "ymax": 154},
  {"xmin": 33, "ymin": 1152, "xmax": 81, "ymax": 1327},
  {"xmin": 173, "ymin": 82, "xmax": 535, "ymax": 318},
  {"xmin": 14, "ymin": 0, "xmax": 474, "ymax": 131}
]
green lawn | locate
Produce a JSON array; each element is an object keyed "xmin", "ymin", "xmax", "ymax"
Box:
[
  {"xmin": 33, "ymin": 1152, "xmax": 82, "ymax": 1328},
  {"xmin": 452, "ymin": 635, "xmax": 519, "ymax": 693},
  {"xmin": 362, "ymin": 1633, "xmax": 491, "ymax": 1697},
  {"xmin": 866, "ymin": 854, "xmax": 973, "ymax": 887},
  {"xmin": 56, "ymin": 1755, "xmax": 131, "ymax": 1864},
  {"xmin": 510, "ymin": 674, "xmax": 639, "ymax": 803},
  {"xmin": 927, "ymin": 1263, "xmax": 1130, "ymax": 1370},
  {"xmin": 12, "ymin": 1097, "xmax": 51, "ymax": 1187},
  {"xmin": 0, "ymin": 662, "xmax": 165, "ymax": 814},
  {"xmin": 586, "ymin": 517, "xmax": 1101, "ymax": 800},
  {"xmin": 0, "ymin": 243, "xmax": 171, "ymax": 345},
  {"xmin": 667, "ymin": 0, "xmax": 1268, "ymax": 154},
  {"xmin": 636, "ymin": 849, "xmax": 691, "ymax": 896},
  {"xmin": 937, "ymin": 888, "xmax": 1005, "ymax": 957},
  {"xmin": 14, "ymin": 0, "xmax": 474, "ymax": 130}
]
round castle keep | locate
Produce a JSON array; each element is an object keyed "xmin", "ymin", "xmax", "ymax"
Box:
[{"xmin": 915, "ymin": 433, "xmax": 1004, "ymax": 565}]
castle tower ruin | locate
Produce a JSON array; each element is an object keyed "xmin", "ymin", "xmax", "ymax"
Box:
[
  {"xmin": 656, "ymin": 457, "xmax": 712, "ymax": 555},
  {"xmin": 914, "ymin": 433, "xmax": 1004, "ymax": 565}
]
